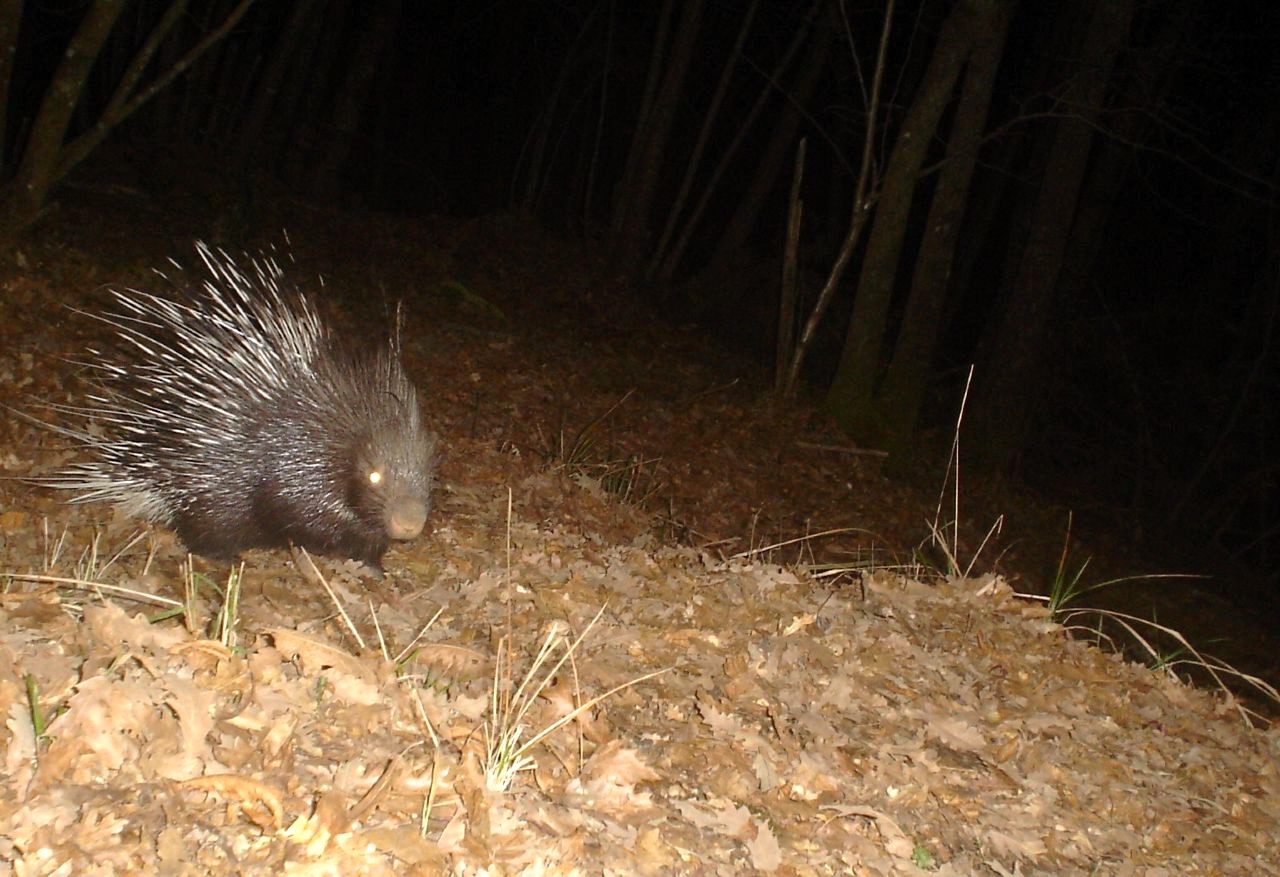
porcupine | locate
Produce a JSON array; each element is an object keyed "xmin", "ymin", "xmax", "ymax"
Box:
[{"xmin": 43, "ymin": 242, "xmax": 438, "ymax": 574}]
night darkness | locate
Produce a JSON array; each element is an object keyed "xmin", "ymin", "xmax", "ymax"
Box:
[
  {"xmin": 5, "ymin": 2, "xmax": 1280, "ymax": 868},
  {"xmin": 2, "ymin": 3, "xmax": 1278, "ymax": 615}
]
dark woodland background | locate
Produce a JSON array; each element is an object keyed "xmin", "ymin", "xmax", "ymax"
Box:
[{"xmin": 0, "ymin": 0, "xmax": 1277, "ymax": 613}]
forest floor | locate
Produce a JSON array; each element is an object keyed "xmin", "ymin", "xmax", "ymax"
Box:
[{"xmin": 0, "ymin": 194, "xmax": 1277, "ymax": 874}]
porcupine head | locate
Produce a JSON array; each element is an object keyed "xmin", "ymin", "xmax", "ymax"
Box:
[{"xmin": 52, "ymin": 242, "xmax": 438, "ymax": 574}]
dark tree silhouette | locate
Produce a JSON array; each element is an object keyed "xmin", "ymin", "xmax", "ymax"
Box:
[
  {"xmin": 609, "ymin": 0, "xmax": 704, "ymax": 276},
  {"xmin": 0, "ymin": 0, "xmax": 256, "ymax": 238},
  {"xmin": 968, "ymin": 0, "xmax": 1137, "ymax": 472},
  {"xmin": 824, "ymin": 0, "xmax": 993, "ymax": 447},
  {"xmin": 875, "ymin": 0, "xmax": 1015, "ymax": 466}
]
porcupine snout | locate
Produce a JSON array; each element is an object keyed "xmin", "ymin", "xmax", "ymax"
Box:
[{"xmin": 387, "ymin": 494, "xmax": 428, "ymax": 541}]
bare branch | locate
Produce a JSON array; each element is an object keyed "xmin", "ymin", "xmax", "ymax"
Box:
[{"xmin": 783, "ymin": 0, "xmax": 896, "ymax": 396}]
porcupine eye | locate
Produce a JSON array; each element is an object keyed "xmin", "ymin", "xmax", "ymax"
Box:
[
  {"xmin": 360, "ymin": 440, "xmax": 390, "ymax": 494},
  {"xmin": 353, "ymin": 465, "xmax": 386, "ymax": 523},
  {"xmin": 354, "ymin": 459, "xmax": 386, "ymax": 504},
  {"xmin": 346, "ymin": 441, "xmax": 385, "ymax": 511}
]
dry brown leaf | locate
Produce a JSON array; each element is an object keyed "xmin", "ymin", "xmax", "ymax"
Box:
[
  {"xmin": 171, "ymin": 639, "xmax": 234, "ymax": 670},
  {"xmin": 268, "ymin": 628, "xmax": 376, "ymax": 684},
  {"xmin": 359, "ymin": 827, "xmax": 447, "ymax": 867},
  {"xmin": 327, "ymin": 672, "xmax": 381, "ymax": 706},
  {"xmin": 539, "ymin": 674, "xmax": 613, "ymax": 744},
  {"xmin": 84, "ymin": 603, "xmax": 186, "ymax": 653},
  {"xmin": 39, "ymin": 675, "xmax": 157, "ymax": 780},
  {"xmin": 181, "ymin": 773, "xmax": 285, "ymax": 830},
  {"xmin": 408, "ymin": 643, "xmax": 487, "ymax": 677},
  {"xmin": 821, "ymin": 804, "xmax": 916, "ymax": 860},
  {"xmin": 986, "ymin": 827, "xmax": 1048, "ymax": 860},
  {"xmin": 925, "ymin": 713, "xmax": 988, "ymax": 751},
  {"xmin": 745, "ymin": 816, "xmax": 782, "ymax": 872},
  {"xmin": 314, "ymin": 788, "xmax": 352, "ymax": 839},
  {"xmin": 350, "ymin": 755, "xmax": 403, "ymax": 821},
  {"xmin": 671, "ymin": 798, "xmax": 752, "ymax": 837},
  {"xmin": 4, "ymin": 699, "xmax": 37, "ymax": 800},
  {"xmin": 584, "ymin": 740, "xmax": 658, "ymax": 786},
  {"xmin": 695, "ymin": 696, "xmax": 741, "ymax": 738},
  {"xmin": 164, "ymin": 676, "xmax": 217, "ymax": 760},
  {"xmin": 564, "ymin": 739, "xmax": 658, "ymax": 815}
]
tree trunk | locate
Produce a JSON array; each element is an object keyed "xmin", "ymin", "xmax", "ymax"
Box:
[
  {"xmin": 703, "ymin": 6, "xmax": 831, "ymax": 278},
  {"xmin": 968, "ymin": 0, "xmax": 1136, "ymax": 473},
  {"xmin": 0, "ymin": 0, "xmax": 257, "ymax": 238},
  {"xmin": 517, "ymin": 2, "xmax": 603, "ymax": 215},
  {"xmin": 310, "ymin": 0, "xmax": 403, "ymax": 194},
  {"xmin": 610, "ymin": 0, "xmax": 673, "ymax": 238},
  {"xmin": 825, "ymin": 0, "xmax": 984, "ymax": 440},
  {"xmin": 579, "ymin": 6, "xmax": 613, "ymax": 232},
  {"xmin": 1, "ymin": 0, "xmax": 128, "ymax": 233},
  {"xmin": 178, "ymin": 3, "xmax": 223, "ymax": 136},
  {"xmin": 233, "ymin": 0, "xmax": 322, "ymax": 171},
  {"xmin": 63, "ymin": 0, "xmax": 254, "ymax": 173},
  {"xmin": 877, "ymin": 0, "xmax": 1015, "ymax": 466},
  {"xmin": 648, "ymin": 0, "xmax": 760, "ymax": 279},
  {"xmin": 658, "ymin": 0, "xmax": 821, "ymax": 283},
  {"xmin": 1168, "ymin": 95, "xmax": 1280, "ymax": 525},
  {"xmin": 0, "ymin": 0, "xmax": 24, "ymax": 172},
  {"xmin": 608, "ymin": 0, "xmax": 704, "ymax": 277},
  {"xmin": 777, "ymin": 138, "xmax": 806, "ymax": 389},
  {"xmin": 1052, "ymin": 0, "xmax": 1191, "ymax": 328},
  {"xmin": 781, "ymin": 0, "xmax": 896, "ymax": 398},
  {"xmin": 278, "ymin": 0, "xmax": 347, "ymax": 179}
]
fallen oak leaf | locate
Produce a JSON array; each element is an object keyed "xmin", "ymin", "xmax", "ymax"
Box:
[
  {"xmin": 540, "ymin": 674, "xmax": 612, "ymax": 744},
  {"xmin": 358, "ymin": 826, "xmax": 447, "ymax": 867},
  {"xmin": 820, "ymin": 804, "xmax": 914, "ymax": 860},
  {"xmin": 406, "ymin": 643, "xmax": 488, "ymax": 678},
  {"xmin": 350, "ymin": 755, "xmax": 404, "ymax": 822},
  {"xmin": 564, "ymin": 740, "xmax": 659, "ymax": 814},
  {"xmin": 281, "ymin": 789, "xmax": 351, "ymax": 855},
  {"xmin": 170, "ymin": 640, "xmax": 234, "ymax": 671},
  {"xmin": 745, "ymin": 816, "xmax": 782, "ymax": 872},
  {"xmin": 267, "ymin": 629, "xmax": 377, "ymax": 684},
  {"xmin": 180, "ymin": 773, "xmax": 285, "ymax": 830}
]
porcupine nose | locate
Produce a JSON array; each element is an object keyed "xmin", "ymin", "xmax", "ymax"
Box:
[{"xmin": 387, "ymin": 496, "xmax": 428, "ymax": 541}]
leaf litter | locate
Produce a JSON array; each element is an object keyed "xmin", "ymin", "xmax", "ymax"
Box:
[{"xmin": 1, "ymin": 488, "xmax": 1277, "ymax": 874}]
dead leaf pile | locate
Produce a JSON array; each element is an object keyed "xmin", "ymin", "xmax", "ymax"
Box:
[{"xmin": 1, "ymin": 482, "xmax": 1276, "ymax": 874}]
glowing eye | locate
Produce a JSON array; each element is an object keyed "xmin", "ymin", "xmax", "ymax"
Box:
[{"xmin": 369, "ymin": 470, "xmax": 383, "ymax": 486}]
